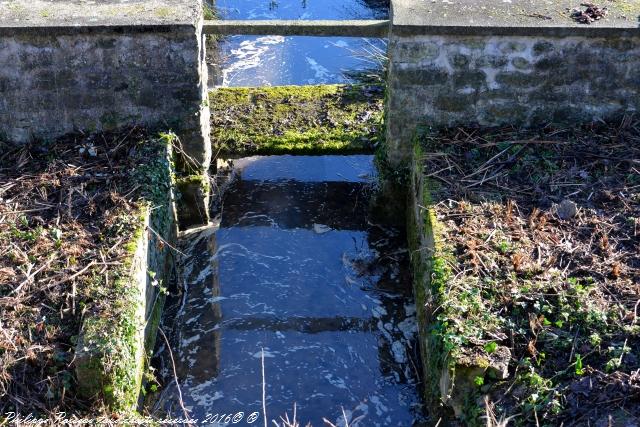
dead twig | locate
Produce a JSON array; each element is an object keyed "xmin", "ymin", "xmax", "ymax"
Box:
[{"xmin": 158, "ymin": 327, "xmax": 191, "ymax": 423}]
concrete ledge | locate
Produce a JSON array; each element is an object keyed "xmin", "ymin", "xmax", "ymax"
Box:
[
  {"xmin": 203, "ymin": 19, "xmax": 390, "ymax": 37},
  {"xmin": 0, "ymin": 0, "xmax": 198, "ymax": 28},
  {"xmin": 407, "ymin": 141, "xmax": 456, "ymax": 420},
  {"xmin": 392, "ymin": 24, "xmax": 640, "ymax": 38},
  {"xmin": 391, "ymin": 0, "xmax": 640, "ymax": 37}
]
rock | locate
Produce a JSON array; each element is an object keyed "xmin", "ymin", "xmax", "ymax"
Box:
[
  {"xmin": 487, "ymin": 346, "xmax": 511, "ymax": 380},
  {"xmin": 557, "ymin": 199, "xmax": 578, "ymax": 220}
]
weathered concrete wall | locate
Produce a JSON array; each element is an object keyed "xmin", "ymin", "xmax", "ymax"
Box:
[
  {"xmin": 0, "ymin": 1, "xmax": 211, "ymax": 172},
  {"xmin": 385, "ymin": 0, "xmax": 640, "ymax": 167},
  {"xmin": 387, "ymin": 34, "xmax": 640, "ymax": 167}
]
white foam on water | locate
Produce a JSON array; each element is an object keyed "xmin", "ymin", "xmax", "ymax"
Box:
[
  {"xmin": 222, "ymin": 36, "xmax": 285, "ymax": 86},
  {"xmin": 391, "ymin": 341, "xmax": 407, "ymax": 364},
  {"xmin": 397, "ymin": 317, "xmax": 417, "ymax": 340},
  {"xmin": 252, "ymin": 350, "xmax": 276, "ymax": 358},
  {"xmin": 331, "ymin": 40, "xmax": 350, "ymax": 48},
  {"xmin": 188, "ymin": 381, "xmax": 225, "ymax": 407},
  {"xmin": 371, "ymin": 305, "xmax": 387, "ymax": 318},
  {"xmin": 324, "ymin": 373, "xmax": 349, "ymax": 390},
  {"xmin": 181, "ymin": 334, "xmax": 201, "ymax": 347},
  {"xmin": 370, "ymin": 395, "xmax": 389, "ymax": 416},
  {"xmin": 305, "ymin": 56, "xmax": 332, "ymax": 82}
]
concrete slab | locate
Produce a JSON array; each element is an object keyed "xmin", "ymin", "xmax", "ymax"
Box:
[
  {"xmin": 0, "ymin": 0, "xmax": 199, "ymax": 29},
  {"xmin": 203, "ymin": 19, "xmax": 390, "ymax": 37},
  {"xmin": 391, "ymin": 0, "xmax": 640, "ymax": 36}
]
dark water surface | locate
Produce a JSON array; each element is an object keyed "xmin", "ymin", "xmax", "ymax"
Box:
[
  {"xmin": 215, "ymin": 0, "xmax": 388, "ymax": 86},
  {"xmin": 151, "ymin": 156, "xmax": 425, "ymax": 426}
]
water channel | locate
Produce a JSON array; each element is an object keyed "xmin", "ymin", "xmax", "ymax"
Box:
[
  {"xmin": 214, "ymin": 0, "xmax": 388, "ymax": 86},
  {"xmin": 148, "ymin": 1, "xmax": 426, "ymax": 425},
  {"xmin": 149, "ymin": 157, "xmax": 425, "ymax": 425}
]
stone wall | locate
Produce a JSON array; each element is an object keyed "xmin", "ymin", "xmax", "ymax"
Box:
[
  {"xmin": 0, "ymin": 1, "xmax": 211, "ymax": 172},
  {"xmin": 75, "ymin": 135, "xmax": 177, "ymax": 411},
  {"xmin": 385, "ymin": 0, "xmax": 640, "ymax": 168},
  {"xmin": 386, "ymin": 34, "xmax": 640, "ymax": 166}
]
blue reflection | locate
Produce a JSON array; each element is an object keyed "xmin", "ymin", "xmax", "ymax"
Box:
[{"xmin": 214, "ymin": 0, "xmax": 389, "ymax": 86}]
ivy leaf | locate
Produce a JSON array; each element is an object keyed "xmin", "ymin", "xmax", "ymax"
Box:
[{"xmin": 485, "ymin": 342, "xmax": 498, "ymax": 354}]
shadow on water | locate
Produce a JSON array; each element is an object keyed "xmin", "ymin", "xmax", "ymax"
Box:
[{"xmin": 147, "ymin": 155, "xmax": 426, "ymax": 426}]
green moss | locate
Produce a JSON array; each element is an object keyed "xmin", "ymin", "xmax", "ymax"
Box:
[
  {"xmin": 210, "ymin": 84, "xmax": 384, "ymax": 156},
  {"xmin": 75, "ymin": 134, "xmax": 176, "ymax": 413},
  {"xmin": 176, "ymin": 174, "xmax": 210, "ymax": 203},
  {"xmin": 408, "ymin": 140, "xmax": 450, "ymax": 416},
  {"xmin": 203, "ymin": 4, "xmax": 217, "ymax": 20},
  {"xmin": 176, "ymin": 174, "xmax": 207, "ymax": 186},
  {"xmin": 76, "ymin": 207, "xmax": 148, "ymax": 411},
  {"xmin": 408, "ymin": 135, "xmax": 491, "ymax": 424},
  {"xmin": 79, "ymin": 284, "xmax": 144, "ymax": 409}
]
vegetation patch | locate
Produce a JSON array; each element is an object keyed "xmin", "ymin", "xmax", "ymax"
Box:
[
  {"xmin": 209, "ymin": 84, "xmax": 384, "ymax": 156},
  {"xmin": 0, "ymin": 128, "xmax": 176, "ymax": 417},
  {"xmin": 412, "ymin": 121, "xmax": 640, "ymax": 425}
]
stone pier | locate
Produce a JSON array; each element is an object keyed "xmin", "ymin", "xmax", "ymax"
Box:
[
  {"xmin": 386, "ymin": 0, "xmax": 640, "ymax": 167},
  {"xmin": 0, "ymin": 0, "xmax": 211, "ymax": 189}
]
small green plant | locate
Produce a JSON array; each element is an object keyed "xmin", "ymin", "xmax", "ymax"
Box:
[
  {"xmin": 49, "ymin": 227, "xmax": 63, "ymax": 248},
  {"xmin": 484, "ymin": 342, "xmax": 498, "ymax": 354},
  {"xmin": 605, "ymin": 358, "xmax": 620, "ymax": 372},
  {"xmin": 203, "ymin": 4, "xmax": 217, "ymax": 20},
  {"xmin": 497, "ymin": 241, "xmax": 510, "ymax": 254},
  {"xmin": 11, "ymin": 223, "xmax": 44, "ymax": 243},
  {"xmin": 574, "ymin": 354, "xmax": 585, "ymax": 376}
]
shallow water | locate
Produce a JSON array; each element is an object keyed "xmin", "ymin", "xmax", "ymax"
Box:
[
  {"xmin": 215, "ymin": 0, "xmax": 388, "ymax": 86},
  {"xmin": 151, "ymin": 155, "xmax": 425, "ymax": 426}
]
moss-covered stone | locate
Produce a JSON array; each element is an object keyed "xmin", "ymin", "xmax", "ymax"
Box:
[
  {"xmin": 75, "ymin": 134, "xmax": 178, "ymax": 413},
  {"xmin": 408, "ymin": 143, "xmax": 452, "ymax": 420},
  {"xmin": 408, "ymin": 135, "xmax": 511, "ymax": 425},
  {"xmin": 175, "ymin": 174, "xmax": 210, "ymax": 227},
  {"xmin": 210, "ymin": 84, "xmax": 384, "ymax": 156}
]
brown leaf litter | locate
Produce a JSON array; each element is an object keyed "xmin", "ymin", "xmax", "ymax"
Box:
[
  {"xmin": 0, "ymin": 128, "xmax": 156, "ymax": 418},
  {"xmin": 417, "ymin": 119, "xmax": 639, "ymax": 424}
]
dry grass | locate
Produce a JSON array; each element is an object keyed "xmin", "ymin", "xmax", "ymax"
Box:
[
  {"xmin": 0, "ymin": 128, "xmax": 159, "ymax": 417},
  {"xmin": 417, "ymin": 119, "xmax": 640, "ymax": 424}
]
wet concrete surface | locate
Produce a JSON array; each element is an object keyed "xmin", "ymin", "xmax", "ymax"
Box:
[{"xmin": 150, "ymin": 155, "xmax": 425, "ymax": 426}]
